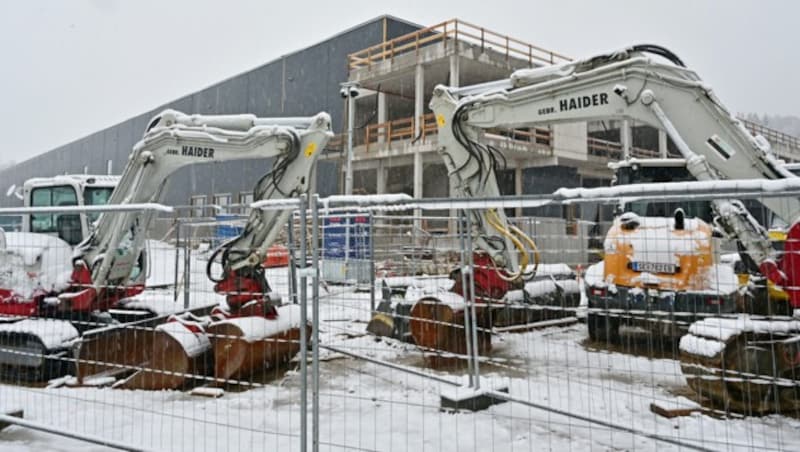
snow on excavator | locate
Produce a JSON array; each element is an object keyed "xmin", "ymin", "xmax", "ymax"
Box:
[
  {"xmin": 368, "ymin": 43, "xmax": 800, "ymax": 413},
  {"xmin": 587, "ymin": 159, "xmax": 792, "ymax": 346},
  {"xmin": 0, "ymin": 109, "xmax": 332, "ymax": 389}
]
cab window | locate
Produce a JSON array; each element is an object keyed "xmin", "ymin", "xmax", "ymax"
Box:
[{"xmin": 30, "ymin": 185, "xmax": 82, "ymax": 244}]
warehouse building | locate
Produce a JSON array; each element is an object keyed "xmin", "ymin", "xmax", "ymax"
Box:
[{"xmin": 2, "ymin": 15, "xmax": 798, "ymax": 226}]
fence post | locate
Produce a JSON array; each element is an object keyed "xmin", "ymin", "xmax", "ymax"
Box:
[
  {"xmin": 298, "ymin": 195, "xmax": 308, "ymax": 452},
  {"xmin": 463, "ymin": 211, "xmax": 481, "ymax": 389},
  {"xmin": 182, "ymin": 222, "xmax": 191, "ymax": 310},
  {"xmin": 310, "ymin": 194, "xmax": 321, "ymax": 452},
  {"xmin": 173, "ymin": 217, "xmax": 181, "ymax": 301},
  {"xmin": 458, "ymin": 211, "xmax": 475, "ymax": 387},
  {"xmin": 288, "ymin": 213, "xmax": 298, "ymax": 305},
  {"xmin": 369, "ymin": 212, "xmax": 376, "ymax": 313}
]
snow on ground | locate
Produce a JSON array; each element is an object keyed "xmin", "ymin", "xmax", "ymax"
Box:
[{"xmin": 2, "ymin": 252, "xmax": 800, "ymax": 451}]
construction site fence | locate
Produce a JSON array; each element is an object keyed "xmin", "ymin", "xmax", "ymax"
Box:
[{"xmin": 1, "ymin": 186, "xmax": 800, "ymax": 451}]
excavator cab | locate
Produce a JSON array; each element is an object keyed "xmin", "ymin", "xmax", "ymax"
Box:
[
  {"xmin": 22, "ymin": 175, "xmax": 119, "ymax": 245},
  {"xmin": 611, "ymin": 159, "xmax": 713, "ymax": 221}
]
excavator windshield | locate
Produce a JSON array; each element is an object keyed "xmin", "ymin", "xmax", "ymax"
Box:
[
  {"xmin": 613, "ymin": 161, "xmax": 712, "ymax": 221},
  {"xmin": 30, "ymin": 184, "xmax": 80, "ymax": 243}
]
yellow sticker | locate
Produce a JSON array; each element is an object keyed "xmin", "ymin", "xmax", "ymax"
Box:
[
  {"xmin": 436, "ymin": 114, "xmax": 446, "ymax": 128},
  {"xmin": 304, "ymin": 142, "xmax": 317, "ymax": 157}
]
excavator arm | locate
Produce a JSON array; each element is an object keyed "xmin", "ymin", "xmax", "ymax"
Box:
[
  {"xmin": 430, "ymin": 44, "xmax": 800, "ymax": 287},
  {"xmin": 63, "ymin": 109, "xmax": 332, "ymax": 313},
  {"xmin": 206, "ymin": 112, "xmax": 333, "ymax": 311}
]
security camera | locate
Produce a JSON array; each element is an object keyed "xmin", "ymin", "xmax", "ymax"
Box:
[{"xmin": 339, "ymin": 85, "xmax": 361, "ymax": 98}]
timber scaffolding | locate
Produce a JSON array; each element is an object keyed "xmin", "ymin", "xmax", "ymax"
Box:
[
  {"xmin": 334, "ymin": 18, "xmax": 600, "ymax": 180},
  {"xmin": 327, "ymin": 18, "xmax": 800, "ymax": 193},
  {"xmin": 347, "ymin": 18, "xmax": 572, "ymax": 70}
]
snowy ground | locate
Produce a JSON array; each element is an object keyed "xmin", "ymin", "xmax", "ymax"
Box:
[{"xmin": 1, "ymin": 245, "xmax": 799, "ymax": 451}]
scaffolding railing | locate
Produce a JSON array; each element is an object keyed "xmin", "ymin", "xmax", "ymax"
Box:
[
  {"xmin": 348, "ymin": 18, "xmax": 572, "ymax": 70},
  {"xmin": 360, "ymin": 114, "xmax": 553, "ymax": 155},
  {"xmin": 740, "ymin": 117, "xmax": 800, "ymax": 153},
  {"xmin": 587, "ymin": 136, "xmax": 660, "ymax": 160}
]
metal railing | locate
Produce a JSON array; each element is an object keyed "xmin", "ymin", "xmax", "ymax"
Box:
[
  {"xmin": 586, "ymin": 136, "xmax": 660, "ymax": 160},
  {"xmin": 740, "ymin": 117, "xmax": 800, "ymax": 151},
  {"xmin": 348, "ymin": 18, "xmax": 572, "ymax": 70},
  {"xmin": 358, "ymin": 113, "xmax": 552, "ymax": 154}
]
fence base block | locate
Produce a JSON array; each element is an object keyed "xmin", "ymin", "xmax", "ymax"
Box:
[
  {"xmin": 0, "ymin": 409, "xmax": 24, "ymax": 432},
  {"xmin": 440, "ymin": 386, "xmax": 508, "ymax": 412}
]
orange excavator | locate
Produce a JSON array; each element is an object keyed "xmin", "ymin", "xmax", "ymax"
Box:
[{"xmin": 0, "ymin": 109, "xmax": 332, "ymax": 388}]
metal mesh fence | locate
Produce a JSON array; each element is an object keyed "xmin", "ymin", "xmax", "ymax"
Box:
[{"xmin": 1, "ymin": 187, "xmax": 799, "ymax": 451}]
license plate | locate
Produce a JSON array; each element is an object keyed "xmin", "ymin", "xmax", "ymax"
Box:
[{"xmin": 631, "ymin": 261, "xmax": 677, "ymax": 274}]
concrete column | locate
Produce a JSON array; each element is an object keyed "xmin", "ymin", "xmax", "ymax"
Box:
[
  {"xmin": 449, "ymin": 55, "xmax": 460, "ymax": 88},
  {"xmin": 414, "ymin": 152, "xmax": 423, "ymax": 231},
  {"xmin": 377, "ymin": 92, "xmax": 388, "ymax": 144},
  {"xmin": 414, "ymin": 64, "xmax": 425, "ymax": 137},
  {"xmin": 447, "ymin": 57, "xmax": 461, "ymax": 233},
  {"xmin": 658, "ymin": 129, "xmax": 668, "ymax": 158},
  {"xmin": 345, "ymin": 93, "xmax": 356, "ymax": 195},
  {"xmin": 515, "ymin": 163, "xmax": 523, "ymax": 218},
  {"xmin": 413, "ymin": 64, "xmax": 425, "ymax": 231},
  {"xmin": 376, "ymin": 160, "xmax": 386, "ymax": 194},
  {"xmin": 621, "ymin": 120, "xmax": 632, "ymax": 159}
]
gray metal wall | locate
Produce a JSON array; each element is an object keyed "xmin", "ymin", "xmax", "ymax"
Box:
[{"xmin": 0, "ymin": 16, "xmax": 421, "ymax": 208}]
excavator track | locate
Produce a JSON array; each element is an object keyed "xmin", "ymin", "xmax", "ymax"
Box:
[
  {"xmin": 679, "ymin": 316, "xmax": 800, "ymax": 414},
  {"xmin": 0, "ymin": 319, "xmax": 78, "ymax": 382}
]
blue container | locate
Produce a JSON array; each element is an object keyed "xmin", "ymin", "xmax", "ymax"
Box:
[
  {"xmin": 323, "ymin": 213, "xmax": 371, "ymax": 260},
  {"xmin": 215, "ymin": 214, "xmax": 244, "ymax": 247}
]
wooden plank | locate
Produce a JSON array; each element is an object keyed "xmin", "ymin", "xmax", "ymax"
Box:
[
  {"xmin": 493, "ymin": 316, "xmax": 579, "ymax": 333},
  {"xmin": 649, "ymin": 402, "xmax": 736, "ymax": 420},
  {"xmin": 649, "ymin": 402, "xmax": 701, "ymax": 418}
]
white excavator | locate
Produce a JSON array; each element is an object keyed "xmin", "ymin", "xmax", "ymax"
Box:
[
  {"xmin": 383, "ymin": 44, "xmax": 800, "ymax": 413},
  {"xmin": 0, "ymin": 108, "xmax": 332, "ymax": 388}
]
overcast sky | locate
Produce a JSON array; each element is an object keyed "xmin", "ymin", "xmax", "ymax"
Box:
[{"xmin": 1, "ymin": 0, "xmax": 797, "ymax": 164}]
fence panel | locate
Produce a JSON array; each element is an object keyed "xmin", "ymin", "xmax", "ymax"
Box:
[{"xmin": 1, "ymin": 187, "xmax": 800, "ymax": 451}]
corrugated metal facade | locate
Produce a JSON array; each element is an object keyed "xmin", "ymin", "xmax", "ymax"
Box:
[{"xmin": 0, "ymin": 16, "xmax": 420, "ymax": 207}]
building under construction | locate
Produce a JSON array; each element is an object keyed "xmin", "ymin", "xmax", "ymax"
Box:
[{"xmin": 1, "ymin": 15, "xmax": 798, "ymax": 224}]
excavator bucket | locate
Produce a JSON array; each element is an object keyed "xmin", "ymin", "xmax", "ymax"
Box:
[
  {"xmin": 76, "ymin": 307, "xmax": 216, "ymax": 390},
  {"xmin": 408, "ymin": 295, "xmax": 491, "ymax": 357},
  {"xmin": 206, "ymin": 304, "xmax": 307, "ymax": 384},
  {"xmin": 679, "ymin": 317, "xmax": 800, "ymax": 414}
]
